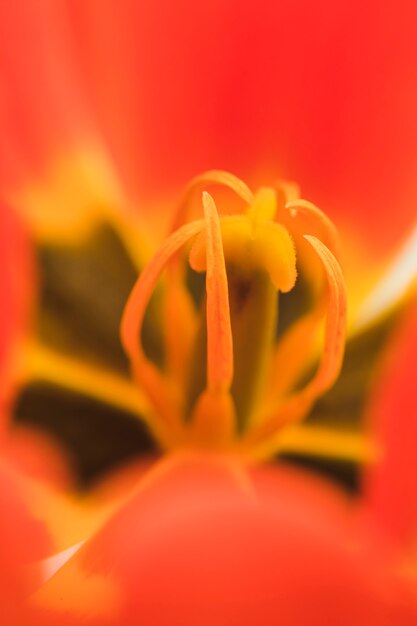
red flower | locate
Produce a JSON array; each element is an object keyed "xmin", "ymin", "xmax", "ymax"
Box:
[{"xmin": 0, "ymin": 1, "xmax": 417, "ymax": 624}]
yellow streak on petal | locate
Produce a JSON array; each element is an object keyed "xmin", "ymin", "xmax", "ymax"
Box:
[
  {"xmin": 248, "ymin": 424, "xmax": 378, "ymax": 464},
  {"xmin": 202, "ymin": 192, "xmax": 234, "ymax": 394},
  {"xmin": 19, "ymin": 342, "xmax": 151, "ymax": 419},
  {"xmin": 10, "ymin": 148, "xmax": 125, "ymax": 243}
]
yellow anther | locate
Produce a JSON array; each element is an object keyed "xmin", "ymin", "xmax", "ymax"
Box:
[{"xmin": 190, "ymin": 214, "xmax": 297, "ymax": 293}]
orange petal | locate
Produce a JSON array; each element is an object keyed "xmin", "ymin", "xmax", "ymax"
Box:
[
  {"xmin": 0, "ymin": 0, "xmax": 94, "ymax": 188},
  {"xmin": 363, "ymin": 299, "xmax": 417, "ymax": 550},
  {"xmin": 0, "ymin": 451, "xmax": 56, "ymax": 624},
  {"xmin": 32, "ymin": 454, "xmax": 413, "ymax": 626},
  {"xmin": 0, "ymin": 204, "xmax": 33, "ymax": 415}
]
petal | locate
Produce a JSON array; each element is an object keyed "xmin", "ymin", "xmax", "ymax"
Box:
[
  {"xmin": 3, "ymin": 0, "xmax": 417, "ymax": 263},
  {"xmin": 0, "ymin": 446, "xmax": 64, "ymax": 621},
  {"xmin": 64, "ymin": 1, "xmax": 417, "ymax": 256},
  {"xmin": 0, "ymin": 204, "xmax": 32, "ymax": 411},
  {"xmin": 0, "ymin": 0, "xmax": 94, "ymax": 187},
  {"xmin": 32, "ymin": 454, "xmax": 402, "ymax": 625},
  {"xmin": 363, "ymin": 299, "xmax": 417, "ymax": 549}
]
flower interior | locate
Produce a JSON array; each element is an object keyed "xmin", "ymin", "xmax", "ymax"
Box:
[{"xmin": 121, "ymin": 172, "xmax": 347, "ymax": 461}]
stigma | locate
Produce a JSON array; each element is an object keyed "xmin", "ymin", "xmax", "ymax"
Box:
[{"xmin": 120, "ymin": 172, "xmax": 347, "ymax": 461}]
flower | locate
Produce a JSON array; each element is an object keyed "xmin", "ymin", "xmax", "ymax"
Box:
[
  {"xmin": 25, "ymin": 177, "xmax": 416, "ymax": 625},
  {"xmin": 1, "ymin": 1, "xmax": 417, "ymax": 624}
]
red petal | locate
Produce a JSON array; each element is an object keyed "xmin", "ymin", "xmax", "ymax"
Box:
[
  {"xmin": 0, "ymin": 458, "xmax": 51, "ymax": 612},
  {"xmin": 65, "ymin": 1, "xmax": 417, "ymax": 253},
  {"xmin": 34, "ymin": 454, "xmax": 417, "ymax": 625},
  {"xmin": 0, "ymin": 0, "xmax": 94, "ymax": 188},
  {"xmin": 3, "ymin": 1, "xmax": 416, "ymax": 256},
  {"xmin": 0, "ymin": 204, "xmax": 32, "ymax": 414},
  {"xmin": 364, "ymin": 300, "xmax": 417, "ymax": 549}
]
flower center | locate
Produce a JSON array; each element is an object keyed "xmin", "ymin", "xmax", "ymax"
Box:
[{"xmin": 120, "ymin": 171, "xmax": 347, "ymax": 460}]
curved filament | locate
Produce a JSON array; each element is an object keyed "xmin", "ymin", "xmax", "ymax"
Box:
[
  {"xmin": 262, "ymin": 302, "xmax": 325, "ymax": 407},
  {"xmin": 120, "ymin": 219, "xmax": 204, "ymax": 431},
  {"xmin": 284, "ymin": 199, "xmax": 341, "ymax": 257},
  {"xmin": 171, "ymin": 170, "xmax": 254, "ymax": 231},
  {"xmin": 302, "ymin": 235, "xmax": 347, "ymax": 395},
  {"xmin": 274, "ymin": 179, "xmax": 300, "ymax": 211},
  {"xmin": 246, "ymin": 236, "xmax": 347, "ymax": 452},
  {"xmin": 164, "ymin": 265, "xmax": 198, "ymax": 386}
]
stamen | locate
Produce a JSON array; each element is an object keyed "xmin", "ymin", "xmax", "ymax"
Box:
[
  {"xmin": 284, "ymin": 199, "xmax": 341, "ymax": 259},
  {"xmin": 201, "ymin": 192, "xmax": 234, "ymax": 394},
  {"xmin": 165, "ymin": 171, "xmax": 253, "ymax": 391},
  {"xmin": 190, "ymin": 216, "xmax": 297, "ymax": 293},
  {"xmin": 274, "ymin": 179, "xmax": 301, "ymax": 211},
  {"xmin": 172, "ymin": 170, "xmax": 254, "ymax": 231},
  {"xmin": 164, "ymin": 266, "xmax": 198, "ymax": 386},
  {"xmin": 120, "ymin": 219, "xmax": 204, "ymax": 435},
  {"xmin": 302, "ymin": 235, "xmax": 347, "ymax": 395},
  {"xmin": 188, "ymin": 192, "xmax": 236, "ymax": 446},
  {"xmin": 245, "ymin": 236, "xmax": 347, "ymax": 456}
]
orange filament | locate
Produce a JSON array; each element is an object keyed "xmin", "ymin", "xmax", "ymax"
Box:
[
  {"xmin": 284, "ymin": 198, "xmax": 341, "ymax": 258},
  {"xmin": 201, "ymin": 192, "xmax": 234, "ymax": 394},
  {"xmin": 171, "ymin": 169, "xmax": 254, "ymax": 231},
  {"xmin": 246, "ymin": 236, "xmax": 347, "ymax": 458},
  {"xmin": 120, "ymin": 219, "xmax": 204, "ymax": 439}
]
